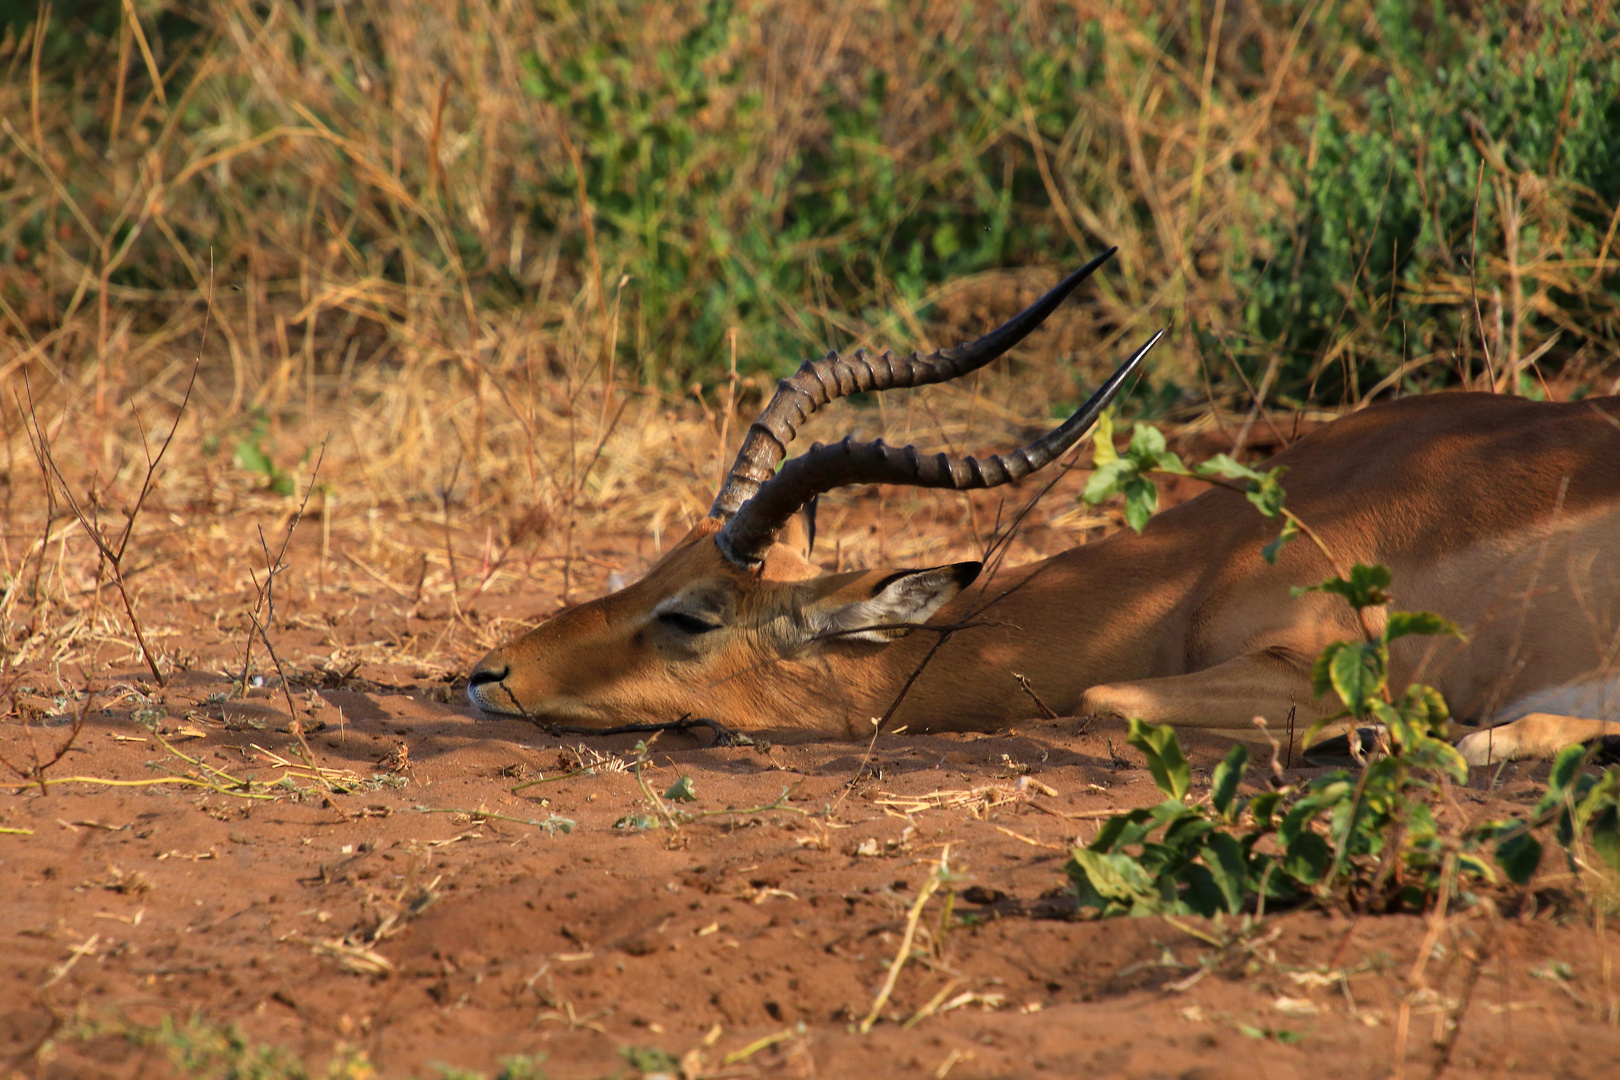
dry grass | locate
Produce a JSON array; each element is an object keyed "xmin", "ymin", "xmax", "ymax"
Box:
[{"xmin": 1, "ymin": 0, "xmax": 1618, "ymax": 689}]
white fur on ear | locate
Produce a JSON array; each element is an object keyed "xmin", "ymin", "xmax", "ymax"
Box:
[{"xmin": 814, "ymin": 563, "xmax": 981, "ymax": 643}]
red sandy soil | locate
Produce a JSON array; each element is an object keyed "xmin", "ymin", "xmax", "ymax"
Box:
[
  {"xmin": 3, "ymin": 422, "xmax": 1618, "ymax": 1079},
  {"xmin": 3, "ymin": 666, "xmax": 1618, "ymax": 1078}
]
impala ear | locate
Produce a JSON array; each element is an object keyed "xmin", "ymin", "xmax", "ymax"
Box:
[{"xmin": 816, "ymin": 562, "xmax": 982, "ymax": 644}]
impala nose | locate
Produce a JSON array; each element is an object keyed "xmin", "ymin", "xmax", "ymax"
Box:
[{"xmin": 466, "ymin": 662, "xmax": 509, "ymax": 710}]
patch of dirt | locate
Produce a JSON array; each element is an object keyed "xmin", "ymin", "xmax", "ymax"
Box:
[{"xmin": 2, "ymin": 678, "xmax": 1616, "ymax": 1078}]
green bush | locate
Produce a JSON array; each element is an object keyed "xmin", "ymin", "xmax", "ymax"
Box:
[
  {"xmin": 1233, "ymin": 0, "xmax": 1620, "ymax": 400},
  {"xmin": 523, "ymin": 0, "xmax": 1113, "ymax": 380}
]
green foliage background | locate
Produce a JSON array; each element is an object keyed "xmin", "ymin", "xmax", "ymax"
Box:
[{"xmin": 3, "ymin": 0, "xmax": 1618, "ymax": 403}]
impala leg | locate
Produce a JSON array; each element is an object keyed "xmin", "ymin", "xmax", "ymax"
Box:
[
  {"xmin": 1453, "ymin": 714, "xmax": 1620, "ymax": 765},
  {"xmin": 1079, "ymin": 650, "xmax": 1338, "ymax": 747}
]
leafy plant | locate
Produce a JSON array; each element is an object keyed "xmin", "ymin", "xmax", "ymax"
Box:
[
  {"xmin": 620, "ymin": 1045, "xmax": 681, "ymax": 1074},
  {"xmin": 1295, "ymin": 564, "xmax": 1464, "ymax": 763},
  {"xmin": 67, "ymin": 1013, "xmax": 376, "ymax": 1080},
  {"xmin": 663, "ymin": 775, "xmax": 699, "ymax": 802},
  {"xmin": 232, "ymin": 411, "xmax": 296, "ymax": 497},
  {"xmin": 1071, "ymin": 412, "xmax": 1620, "ymax": 917},
  {"xmin": 1482, "ymin": 745, "xmax": 1620, "ymax": 885},
  {"xmin": 1083, "ymin": 408, "xmax": 1300, "ymax": 562},
  {"xmin": 1068, "ymin": 717, "xmax": 1620, "ymax": 918}
]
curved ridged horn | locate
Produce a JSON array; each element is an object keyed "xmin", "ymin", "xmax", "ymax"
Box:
[
  {"xmin": 707, "ymin": 248, "xmax": 1118, "ymax": 523},
  {"xmin": 715, "ymin": 328, "xmax": 1166, "ymax": 567}
]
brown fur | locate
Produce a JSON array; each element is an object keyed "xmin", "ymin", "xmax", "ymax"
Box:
[{"xmin": 469, "ymin": 393, "xmax": 1620, "ymax": 762}]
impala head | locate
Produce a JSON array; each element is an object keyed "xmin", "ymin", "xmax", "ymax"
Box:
[{"xmin": 467, "ymin": 249, "xmax": 1164, "ymax": 730}]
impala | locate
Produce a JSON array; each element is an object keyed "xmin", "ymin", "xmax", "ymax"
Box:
[{"xmin": 468, "ymin": 250, "xmax": 1620, "ymax": 764}]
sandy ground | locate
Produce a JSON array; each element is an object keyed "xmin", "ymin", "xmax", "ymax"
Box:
[{"xmin": 3, "ymin": 653, "xmax": 1618, "ymax": 1078}]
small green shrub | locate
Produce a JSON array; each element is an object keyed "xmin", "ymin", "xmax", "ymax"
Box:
[
  {"xmin": 1068, "ymin": 717, "xmax": 1620, "ymax": 918},
  {"xmin": 67, "ymin": 1014, "xmax": 376, "ymax": 1080},
  {"xmin": 1072, "ymin": 410, "xmax": 1620, "ymax": 918}
]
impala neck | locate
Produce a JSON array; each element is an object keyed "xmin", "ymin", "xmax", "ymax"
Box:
[{"xmin": 863, "ymin": 528, "xmax": 1201, "ymax": 734}]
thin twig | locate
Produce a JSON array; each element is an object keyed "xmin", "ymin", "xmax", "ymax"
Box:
[
  {"xmin": 0, "ymin": 678, "xmax": 93, "ymax": 796},
  {"xmin": 20, "ymin": 363, "xmax": 200, "ymax": 686},
  {"xmin": 1468, "ymin": 158, "xmax": 1498, "ymax": 392}
]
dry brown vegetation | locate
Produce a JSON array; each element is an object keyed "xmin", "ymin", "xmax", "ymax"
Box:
[{"xmin": 3, "ymin": 1, "xmax": 1620, "ymax": 1077}]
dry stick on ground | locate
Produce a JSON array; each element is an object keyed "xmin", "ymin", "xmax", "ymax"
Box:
[
  {"xmin": 19, "ymin": 364, "xmax": 199, "ymax": 688},
  {"xmin": 1013, "ymin": 673, "xmax": 1060, "ymax": 720},
  {"xmin": 860, "ymin": 845, "xmax": 951, "ymax": 1034}
]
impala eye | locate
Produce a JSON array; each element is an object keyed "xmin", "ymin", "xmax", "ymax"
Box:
[{"xmin": 657, "ymin": 610, "xmax": 721, "ymax": 635}]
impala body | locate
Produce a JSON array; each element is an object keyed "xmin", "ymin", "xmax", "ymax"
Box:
[{"xmin": 469, "ymin": 256, "xmax": 1620, "ymax": 763}]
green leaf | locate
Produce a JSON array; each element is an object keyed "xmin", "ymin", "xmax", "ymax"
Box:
[
  {"xmin": 1154, "ymin": 451, "xmax": 1190, "ymax": 476},
  {"xmin": 1067, "ymin": 848, "xmax": 1157, "ymax": 907},
  {"xmin": 1456, "ymin": 852, "xmax": 1497, "ymax": 885},
  {"xmin": 1211, "ymin": 744, "xmax": 1249, "ymax": 820},
  {"xmin": 1589, "ymin": 804, "xmax": 1620, "ymax": 873},
  {"xmin": 1494, "ymin": 831, "xmax": 1543, "ymax": 885},
  {"xmin": 1194, "ymin": 453, "xmax": 1264, "ymax": 484},
  {"xmin": 234, "ymin": 437, "xmax": 275, "ymax": 479},
  {"xmin": 663, "ymin": 776, "xmax": 698, "ymax": 802},
  {"xmin": 1201, "ymin": 831, "xmax": 1250, "ymax": 913},
  {"xmin": 1081, "ymin": 458, "xmax": 1134, "ymax": 505},
  {"xmin": 1278, "ymin": 778, "xmax": 1352, "ymax": 848},
  {"xmin": 1291, "ymin": 563, "xmax": 1394, "ymax": 610},
  {"xmin": 1546, "ymin": 744, "xmax": 1588, "ymax": 805},
  {"xmin": 1573, "ymin": 770, "xmax": 1620, "ymax": 840},
  {"xmin": 1396, "ymin": 684, "xmax": 1451, "ymax": 733},
  {"xmin": 1399, "ymin": 735, "xmax": 1470, "ymax": 783},
  {"xmin": 1384, "ymin": 611, "xmax": 1463, "ymax": 644},
  {"xmin": 1345, "ymin": 562, "xmax": 1394, "ymax": 606},
  {"xmin": 1246, "ymin": 470, "xmax": 1289, "ymax": 518},
  {"xmin": 1328, "ymin": 641, "xmax": 1386, "ymax": 716},
  {"xmin": 1122, "ymin": 477, "xmax": 1159, "ymax": 533},
  {"xmin": 1127, "ymin": 718, "xmax": 1191, "ymax": 802},
  {"xmin": 1092, "ymin": 408, "xmax": 1118, "ymax": 467},
  {"xmin": 1083, "ymin": 419, "xmax": 1186, "ymax": 529},
  {"xmin": 1126, "ymin": 422, "xmax": 1169, "ymax": 462},
  {"xmin": 1088, "ymin": 807, "xmax": 1155, "ymax": 853},
  {"xmin": 1282, "ymin": 830, "xmax": 1332, "ymax": 885},
  {"xmin": 1195, "ymin": 457, "xmax": 1288, "ymax": 516},
  {"xmin": 1309, "ymin": 642, "xmax": 1346, "ymax": 700},
  {"xmin": 1176, "ymin": 864, "xmax": 1224, "ymax": 918},
  {"xmin": 1262, "ymin": 518, "xmax": 1300, "ymax": 564},
  {"xmin": 1161, "ymin": 813, "xmax": 1217, "ymax": 849},
  {"xmin": 1248, "ymin": 791, "xmax": 1286, "ymax": 830}
]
